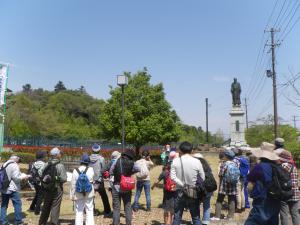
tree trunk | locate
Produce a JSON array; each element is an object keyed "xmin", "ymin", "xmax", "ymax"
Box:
[{"xmin": 135, "ymin": 146, "xmax": 141, "ymax": 158}]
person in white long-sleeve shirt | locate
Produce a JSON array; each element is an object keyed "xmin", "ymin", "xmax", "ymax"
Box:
[
  {"xmin": 171, "ymin": 142, "xmax": 205, "ymax": 225},
  {"xmin": 0, "ymin": 155, "xmax": 30, "ymax": 225},
  {"xmin": 70, "ymin": 154, "xmax": 95, "ymax": 225}
]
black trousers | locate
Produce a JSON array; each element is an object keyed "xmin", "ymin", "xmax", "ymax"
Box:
[
  {"xmin": 38, "ymin": 186, "xmax": 63, "ymax": 225},
  {"xmin": 97, "ymin": 184, "xmax": 111, "ymax": 214},
  {"xmin": 29, "ymin": 184, "xmax": 44, "ymax": 214}
]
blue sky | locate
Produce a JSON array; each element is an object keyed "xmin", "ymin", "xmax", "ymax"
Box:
[{"xmin": 1, "ymin": 0, "xmax": 300, "ymax": 137}]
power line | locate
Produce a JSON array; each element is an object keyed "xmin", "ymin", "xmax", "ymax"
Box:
[
  {"xmin": 265, "ymin": 0, "xmax": 281, "ymax": 29},
  {"xmin": 275, "ymin": 0, "xmax": 294, "ymax": 29},
  {"xmin": 279, "ymin": 1, "xmax": 300, "ymax": 40},
  {"xmin": 281, "ymin": 14, "xmax": 300, "ymax": 41},
  {"xmin": 247, "ymin": 49, "xmax": 267, "ymax": 98},
  {"xmin": 247, "ymin": 52, "xmax": 269, "ymax": 103},
  {"xmin": 273, "ymin": 0, "xmax": 288, "ymax": 28}
]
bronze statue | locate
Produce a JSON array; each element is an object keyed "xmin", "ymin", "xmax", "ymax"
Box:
[{"xmin": 231, "ymin": 78, "xmax": 241, "ymax": 106}]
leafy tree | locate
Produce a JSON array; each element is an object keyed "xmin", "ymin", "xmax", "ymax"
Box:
[
  {"xmin": 100, "ymin": 69, "xmax": 181, "ymax": 155},
  {"xmin": 54, "ymin": 81, "xmax": 67, "ymax": 92},
  {"xmin": 246, "ymin": 115, "xmax": 299, "ymax": 147},
  {"xmin": 78, "ymin": 86, "xmax": 86, "ymax": 94},
  {"xmin": 5, "ymin": 88, "xmax": 105, "ymax": 142},
  {"xmin": 179, "ymin": 125, "xmax": 207, "ymax": 146},
  {"xmin": 22, "ymin": 84, "xmax": 32, "ymax": 93}
]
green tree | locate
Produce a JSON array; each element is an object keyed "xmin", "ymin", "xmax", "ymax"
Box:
[
  {"xmin": 22, "ymin": 84, "xmax": 32, "ymax": 93},
  {"xmin": 246, "ymin": 115, "xmax": 299, "ymax": 146},
  {"xmin": 100, "ymin": 69, "xmax": 181, "ymax": 155},
  {"xmin": 5, "ymin": 88, "xmax": 105, "ymax": 142},
  {"xmin": 54, "ymin": 81, "xmax": 67, "ymax": 92},
  {"xmin": 179, "ymin": 125, "xmax": 207, "ymax": 146}
]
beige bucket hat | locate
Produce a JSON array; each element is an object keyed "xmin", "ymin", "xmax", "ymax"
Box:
[{"xmin": 251, "ymin": 142, "xmax": 280, "ymax": 161}]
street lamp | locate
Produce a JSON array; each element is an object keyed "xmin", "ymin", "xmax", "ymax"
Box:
[{"xmin": 117, "ymin": 75, "xmax": 128, "ymax": 152}]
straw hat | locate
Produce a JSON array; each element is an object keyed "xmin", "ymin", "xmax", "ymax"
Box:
[{"xmin": 251, "ymin": 142, "xmax": 279, "ymax": 161}]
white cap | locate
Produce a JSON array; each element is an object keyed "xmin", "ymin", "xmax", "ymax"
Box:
[{"xmin": 50, "ymin": 147, "xmax": 61, "ymax": 156}]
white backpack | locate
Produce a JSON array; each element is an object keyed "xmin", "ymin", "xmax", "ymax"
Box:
[{"xmin": 136, "ymin": 159, "xmax": 149, "ymax": 179}]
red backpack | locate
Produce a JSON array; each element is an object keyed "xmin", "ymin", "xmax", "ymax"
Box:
[
  {"xmin": 164, "ymin": 171, "xmax": 176, "ymax": 192},
  {"xmin": 119, "ymin": 158, "xmax": 135, "ymax": 192}
]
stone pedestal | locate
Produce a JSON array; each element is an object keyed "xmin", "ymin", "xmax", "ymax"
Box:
[{"xmin": 230, "ymin": 106, "xmax": 247, "ymax": 146}]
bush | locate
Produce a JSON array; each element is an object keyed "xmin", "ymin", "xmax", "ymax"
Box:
[
  {"xmin": 0, "ymin": 152, "xmax": 36, "ymax": 164},
  {"xmin": 2, "ymin": 145, "xmax": 164, "ymax": 167}
]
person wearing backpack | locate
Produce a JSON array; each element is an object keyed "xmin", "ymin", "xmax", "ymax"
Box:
[
  {"xmin": 0, "ymin": 155, "xmax": 30, "ymax": 225},
  {"xmin": 193, "ymin": 153, "xmax": 217, "ymax": 225},
  {"xmin": 244, "ymin": 142, "xmax": 282, "ymax": 225},
  {"xmin": 211, "ymin": 149, "xmax": 239, "ymax": 221},
  {"xmin": 89, "ymin": 144, "xmax": 111, "ymax": 217},
  {"xmin": 276, "ymin": 150, "xmax": 300, "ymax": 225},
  {"xmin": 112, "ymin": 149, "xmax": 137, "ymax": 225},
  {"xmin": 170, "ymin": 141, "xmax": 205, "ymax": 225},
  {"xmin": 132, "ymin": 149, "xmax": 154, "ymax": 212},
  {"xmin": 233, "ymin": 147, "xmax": 250, "ymax": 213},
  {"xmin": 38, "ymin": 147, "xmax": 67, "ymax": 225},
  {"xmin": 70, "ymin": 154, "xmax": 95, "ymax": 225},
  {"xmin": 151, "ymin": 162, "xmax": 176, "ymax": 225},
  {"xmin": 28, "ymin": 150, "xmax": 47, "ymax": 215}
]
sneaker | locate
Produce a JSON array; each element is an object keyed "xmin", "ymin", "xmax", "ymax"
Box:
[{"xmin": 210, "ymin": 217, "xmax": 221, "ymax": 221}]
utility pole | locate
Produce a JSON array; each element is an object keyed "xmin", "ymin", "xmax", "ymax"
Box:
[
  {"xmin": 293, "ymin": 115, "xmax": 296, "ymax": 129},
  {"xmin": 244, "ymin": 98, "xmax": 249, "ymax": 129},
  {"xmin": 266, "ymin": 28, "xmax": 280, "ymax": 138},
  {"xmin": 205, "ymin": 98, "xmax": 209, "ymax": 143}
]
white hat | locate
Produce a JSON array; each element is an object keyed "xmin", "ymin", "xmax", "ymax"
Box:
[
  {"xmin": 50, "ymin": 147, "xmax": 61, "ymax": 156},
  {"xmin": 251, "ymin": 142, "xmax": 279, "ymax": 161},
  {"xmin": 193, "ymin": 153, "xmax": 204, "ymax": 159},
  {"xmin": 92, "ymin": 144, "xmax": 101, "ymax": 152}
]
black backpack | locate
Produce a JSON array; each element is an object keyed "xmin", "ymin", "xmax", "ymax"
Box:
[
  {"xmin": 200, "ymin": 158, "xmax": 217, "ymax": 193},
  {"xmin": 41, "ymin": 162, "xmax": 59, "ymax": 190},
  {"xmin": 203, "ymin": 171, "xmax": 218, "ymax": 193},
  {"xmin": 0, "ymin": 162, "xmax": 14, "ymax": 191},
  {"xmin": 268, "ymin": 163, "xmax": 293, "ymax": 201},
  {"xmin": 28, "ymin": 162, "xmax": 42, "ymax": 186}
]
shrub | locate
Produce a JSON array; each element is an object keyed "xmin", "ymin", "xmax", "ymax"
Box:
[{"xmin": 0, "ymin": 152, "xmax": 36, "ymax": 164}]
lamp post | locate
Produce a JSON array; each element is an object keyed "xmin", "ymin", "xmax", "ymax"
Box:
[{"xmin": 117, "ymin": 75, "xmax": 128, "ymax": 152}]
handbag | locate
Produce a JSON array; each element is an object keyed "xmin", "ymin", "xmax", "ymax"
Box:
[
  {"xmin": 180, "ymin": 157, "xmax": 198, "ymax": 199},
  {"xmin": 119, "ymin": 158, "xmax": 135, "ymax": 192}
]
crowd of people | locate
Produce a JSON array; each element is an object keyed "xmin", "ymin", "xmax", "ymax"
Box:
[{"xmin": 0, "ymin": 139, "xmax": 299, "ymax": 225}]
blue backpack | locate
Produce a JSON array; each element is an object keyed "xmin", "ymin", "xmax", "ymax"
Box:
[
  {"xmin": 239, "ymin": 156, "xmax": 250, "ymax": 177},
  {"xmin": 75, "ymin": 167, "xmax": 92, "ymax": 195},
  {"xmin": 225, "ymin": 161, "xmax": 240, "ymax": 184},
  {"xmin": 0, "ymin": 162, "xmax": 14, "ymax": 191}
]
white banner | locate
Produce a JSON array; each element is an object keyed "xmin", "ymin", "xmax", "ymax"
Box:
[{"xmin": 0, "ymin": 65, "xmax": 8, "ymax": 106}]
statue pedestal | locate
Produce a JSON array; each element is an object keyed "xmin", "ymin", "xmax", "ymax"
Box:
[{"xmin": 229, "ymin": 106, "xmax": 247, "ymax": 146}]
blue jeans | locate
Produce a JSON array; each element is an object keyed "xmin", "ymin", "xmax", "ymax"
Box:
[
  {"xmin": 0, "ymin": 192, "xmax": 23, "ymax": 224},
  {"xmin": 244, "ymin": 179, "xmax": 250, "ymax": 208},
  {"xmin": 202, "ymin": 192, "xmax": 212, "ymax": 224},
  {"xmin": 172, "ymin": 191, "xmax": 201, "ymax": 225},
  {"xmin": 132, "ymin": 180, "xmax": 151, "ymax": 210},
  {"xmin": 244, "ymin": 198, "xmax": 281, "ymax": 225}
]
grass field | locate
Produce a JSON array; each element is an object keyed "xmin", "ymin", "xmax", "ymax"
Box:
[{"xmin": 3, "ymin": 153, "xmax": 250, "ymax": 224}]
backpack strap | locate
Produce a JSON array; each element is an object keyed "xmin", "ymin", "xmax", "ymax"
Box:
[
  {"xmin": 1, "ymin": 162, "xmax": 15, "ymax": 170},
  {"xmin": 120, "ymin": 158, "xmax": 123, "ymax": 175},
  {"xmin": 180, "ymin": 157, "xmax": 187, "ymax": 186},
  {"xmin": 76, "ymin": 168, "xmax": 81, "ymax": 175}
]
